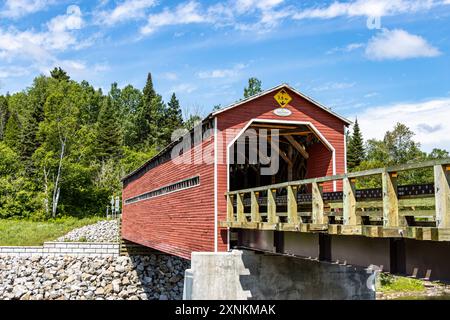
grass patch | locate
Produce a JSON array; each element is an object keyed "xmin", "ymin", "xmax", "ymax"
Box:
[
  {"xmin": 378, "ymin": 273, "xmax": 426, "ymax": 293},
  {"xmin": 0, "ymin": 216, "xmax": 103, "ymax": 246}
]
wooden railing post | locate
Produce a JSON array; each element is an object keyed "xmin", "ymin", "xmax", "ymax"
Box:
[
  {"xmin": 434, "ymin": 164, "xmax": 450, "ymax": 228},
  {"xmin": 312, "ymin": 182, "xmax": 326, "ymax": 224},
  {"xmin": 251, "ymin": 191, "xmax": 261, "ymax": 223},
  {"xmin": 267, "ymin": 189, "xmax": 279, "ymax": 224},
  {"xmin": 227, "ymin": 194, "xmax": 235, "ymax": 223},
  {"xmin": 287, "ymin": 185, "xmax": 299, "ymax": 224},
  {"xmin": 382, "ymin": 171, "xmax": 401, "ymax": 227},
  {"xmin": 237, "ymin": 193, "xmax": 246, "ymax": 223},
  {"xmin": 343, "ymin": 177, "xmax": 360, "ymax": 225}
]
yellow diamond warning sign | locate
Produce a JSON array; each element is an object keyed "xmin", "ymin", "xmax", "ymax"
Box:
[{"xmin": 274, "ymin": 89, "xmax": 292, "ymax": 108}]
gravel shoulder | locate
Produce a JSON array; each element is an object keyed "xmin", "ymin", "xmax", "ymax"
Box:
[{"xmin": 56, "ymin": 220, "xmax": 119, "ymax": 243}]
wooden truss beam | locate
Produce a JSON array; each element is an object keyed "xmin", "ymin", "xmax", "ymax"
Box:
[{"xmin": 284, "ymin": 135, "xmax": 309, "ymax": 159}]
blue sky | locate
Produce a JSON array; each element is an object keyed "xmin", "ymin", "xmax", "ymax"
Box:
[{"xmin": 1, "ymin": 0, "xmax": 450, "ymax": 151}]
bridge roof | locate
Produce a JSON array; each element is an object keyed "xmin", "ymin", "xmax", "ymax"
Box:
[
  {"xmin": 210, "ymin": 83, "xmax": 352, "ymax": 125},
  {"xmin": 122, "ymin": 83, "xmax": 351, "ymax": 183}
]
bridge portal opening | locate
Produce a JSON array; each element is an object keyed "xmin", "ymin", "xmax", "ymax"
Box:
[{"xmin": 228, "ymin": 121, "xmax": 333, "ymax": 191}]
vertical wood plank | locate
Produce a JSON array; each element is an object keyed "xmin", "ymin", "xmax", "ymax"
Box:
[
  {"xmin": 287, "ymin": 185, "xmax": 299, "ymax": 224},
  {"xmin": 312, "ymin": 182, "xmax": 326, "ymax": 224},
  {"xmin": 287, "ymin": 145, "xmax": 293, "ymax": 181},
  {"xmin": 434, "ymin": 165, "xmax": 450, "ymax": 228},
  {"xmin": 251, "ymin": 191, "xmax": 261, "ymax": 223},
  {"xmin": 382, "ymin": 171, "xmax": 401, "ymax": 227},
  {"xmin": 237, "ymin": 193, "xmax": 246, "ymax": 223},
  {"xmin": 227, "ymin": 194, "xmax": 235, "ymax": 223},
  {"xmin": 267, "ymin": 189, "xmax": 279, "ymax": 224},
  {"xmin": 343, "ymin": 178, "xmax": 360, "ymax": 225}
]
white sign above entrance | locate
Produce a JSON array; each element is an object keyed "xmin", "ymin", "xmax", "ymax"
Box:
[{"xmin": 273, "ymin": 108, "xmax": 292, "ymax": 117}]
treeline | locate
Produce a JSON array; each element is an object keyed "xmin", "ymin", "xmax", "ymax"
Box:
[
  {"xmin": 0, "ymin": 68, "xmax": 190, "ymax": 219},
  {"xmin": 0, "ymin": 72, "xmax": 447, "ymax": 220},
  {"xmin": 346, "ymin": 120, "xmax": 449, "ymax": 187}
]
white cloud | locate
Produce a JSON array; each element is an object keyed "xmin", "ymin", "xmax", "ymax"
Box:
[
  {"xmin": 141, "ymin": 1, "xmax": 208, "ymax": 35},
  {"xmin": 1, "ymin": 0, "xmax": 54, "ymax": 19},
  {"xmin": 234, "ymin": 0, "xmax": 284, "ymax": 13},
  {"xmin": 47, "ymin": 5, "xmax": 83, "ymax": 33},
  {"xmin": 364, "ymin": 92, "xmax": 379, "ymax": 98},
  {"xmin": 0, "ymin": 5, "xmax": 107, "ymax": 82},
  {"xmin": 197, "ymin": 63, "xmax": 246, "ymax": 79},
  {"xmin": 356, "ymin": 97, "xmax": 450, "ymax": 151},
  {"xmin": 136, "ymin": 0, "xmax": 450, "ymax": 36},
  {"xmin": 45, "ymin": 5, "xmax": 84, "ymax": 50},
  {"xmin": 0, "ymin": 5, "xmax": 85, "ymax": 62},
  {"xmin": 327, "ymin": 42, "xmax": 365, "ymax": 54},
  {"xmin": 169, "ymin": 83, "xmax": 197, "ymax": 94},
  {"xmin": 293, "ymin": 0, "xmax": 436, "ymax": 20},
  {"xmin": 96, "ymin": 0, "xmax": 157, "ymax": 25},
  {"xmin": 0, "ymin": 66, "xmax": 30, "ymax": 78},
  {"xmin": 140, "ymin": 0, "xmax": 290, "ymax": 35},
  {"xmin": 161, "ymin": 72, "xmax": 178, "ymax": 81},
  {"xmin": 365, "ymin": 29, "xmax": 441, "ymax": 60},
  {"xmin": 313, "ymin": 81, "xmax": 356, "ymax": 92}
]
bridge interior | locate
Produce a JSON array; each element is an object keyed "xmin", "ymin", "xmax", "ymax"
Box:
[{"xmin": 229, "ymin": 122, "xmax": 327, "ymax": 191}]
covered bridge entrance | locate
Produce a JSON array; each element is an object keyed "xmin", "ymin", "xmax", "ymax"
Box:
[{"xmin": 121, "ymin": 83, "xmax": 348, "ymax": 259}]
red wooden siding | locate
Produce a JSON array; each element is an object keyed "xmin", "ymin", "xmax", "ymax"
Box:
[
  {"xmin": 122, "ymin": 137, "xmax": 215, "ymax": 260},
  {"xmin": 122, "ymin": 86, "xmax": 347, "ymax": 258},
  {"xmin": 215, "ymin": 88, "xmax": 346, "ymax": 250}
]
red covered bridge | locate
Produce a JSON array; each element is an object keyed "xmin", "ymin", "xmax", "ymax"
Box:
[
  {"xmin": 121, "ymin": 83, "xmax": 450, "ymax": 281},
  {"xmin": 121, "ymin": 83, "xmax": 350, "ymax": 259}
]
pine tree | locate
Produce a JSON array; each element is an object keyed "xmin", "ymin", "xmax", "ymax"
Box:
[
  {"xmin": 347, "ymin": 118, "xmax": 365, "ymax": 170},
  {"xmin": 96, "ymin": 97, "xmax": 123, "ymax": 161},
  {"xmin": 135, "ymin": 73, "xmax": 156, "ymax": 146},
  {"xmin": 21, "ymin": 76, "xmax": 48, "ymax": 172},
  {"xmin": 20, "ymin": 114, "xmax": 38, "ymax": 172},
  {"xmin": 243, "ymin": 77, "xmax": 262, "ymax": 98},
  {"xmin": 3, "ymin": 113, "xmax": 21, "ymax": 151},
  {"xmin": 149, "ymin": 94, "xmax": 167, "ymax": 147},
  {"xmin": 163, "ymin": 93, "xmax": 184, "ymax": 144},
  {"xmin": 0, "ymin": 95, "xmax": 9, "ymax": 140},
  {"xmin": 50, "ymin": 67, "xmax": 70, "ymax": 81},
  {"xmin": 135, "ymin": 72, "xmax": 168, "ymax": 148}
]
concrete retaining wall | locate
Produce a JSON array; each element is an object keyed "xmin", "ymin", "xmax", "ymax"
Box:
[
  {"xmin": 0, "ymin": 242, "xmax": 119, "ymax": 257},
  {"xmin": 184, "ymin": 250, "xmax": 375, "ymax": 300}
]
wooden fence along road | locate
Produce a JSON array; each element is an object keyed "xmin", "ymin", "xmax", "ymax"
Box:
[{"xmin": 220, "ymin": 159, "xmax": 450, "ymax": 242}]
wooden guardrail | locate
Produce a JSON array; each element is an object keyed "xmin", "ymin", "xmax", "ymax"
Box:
[{"xmin": 220, "ymin": 159, "xmax": 450, "ymax": 241}]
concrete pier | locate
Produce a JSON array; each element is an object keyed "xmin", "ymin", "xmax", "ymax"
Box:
[{"xmin": 184, "ymin": 250, "xmax": 375, "ymax": 300}]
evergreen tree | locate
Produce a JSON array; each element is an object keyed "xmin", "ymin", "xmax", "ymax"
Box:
[
  {"xmin": 347, "ymin": 118, "xmax": 365, "ymax": 170},
  {"xmin": 134, "ymin": 72, "xmax": 167, "ymax": 148},
  {"xmin": 135, "ymin": 73, "xmax": 156, "ymax": 146},
  {"xmin": 96, "ymin": 97, "xmax": 123, "ymax": 161},
  {"xmin": 50, "ymin": 67, "xmax": 70, "ymax": 81},
  {"xmin": 3, "ymin": 113, "xmax": 21, "ymax": 151},
  {"xmin": 20, "ymin": 76, "xmax": 49, "ymax": 172},
  {"xmin": 120, "ymin": 85, "xmax": 142, "ymax": 147},
  {"xmin": 243, "ymin": 77, "xmax": 262, "ymax": 98},
  {"xmin": 0, "ymin": 95, "xmax": 9, "ymax": 140},
  {"xmin": 149, "ymin": 94, "xmax": 167, "ymax": 147},
  {"xmin": 163, "ymin": 93, "xmax": 184, "ymax": 144},
  {"xmin": 20, "ymin": 114, "xmax": 38, "ymax": 172}
]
